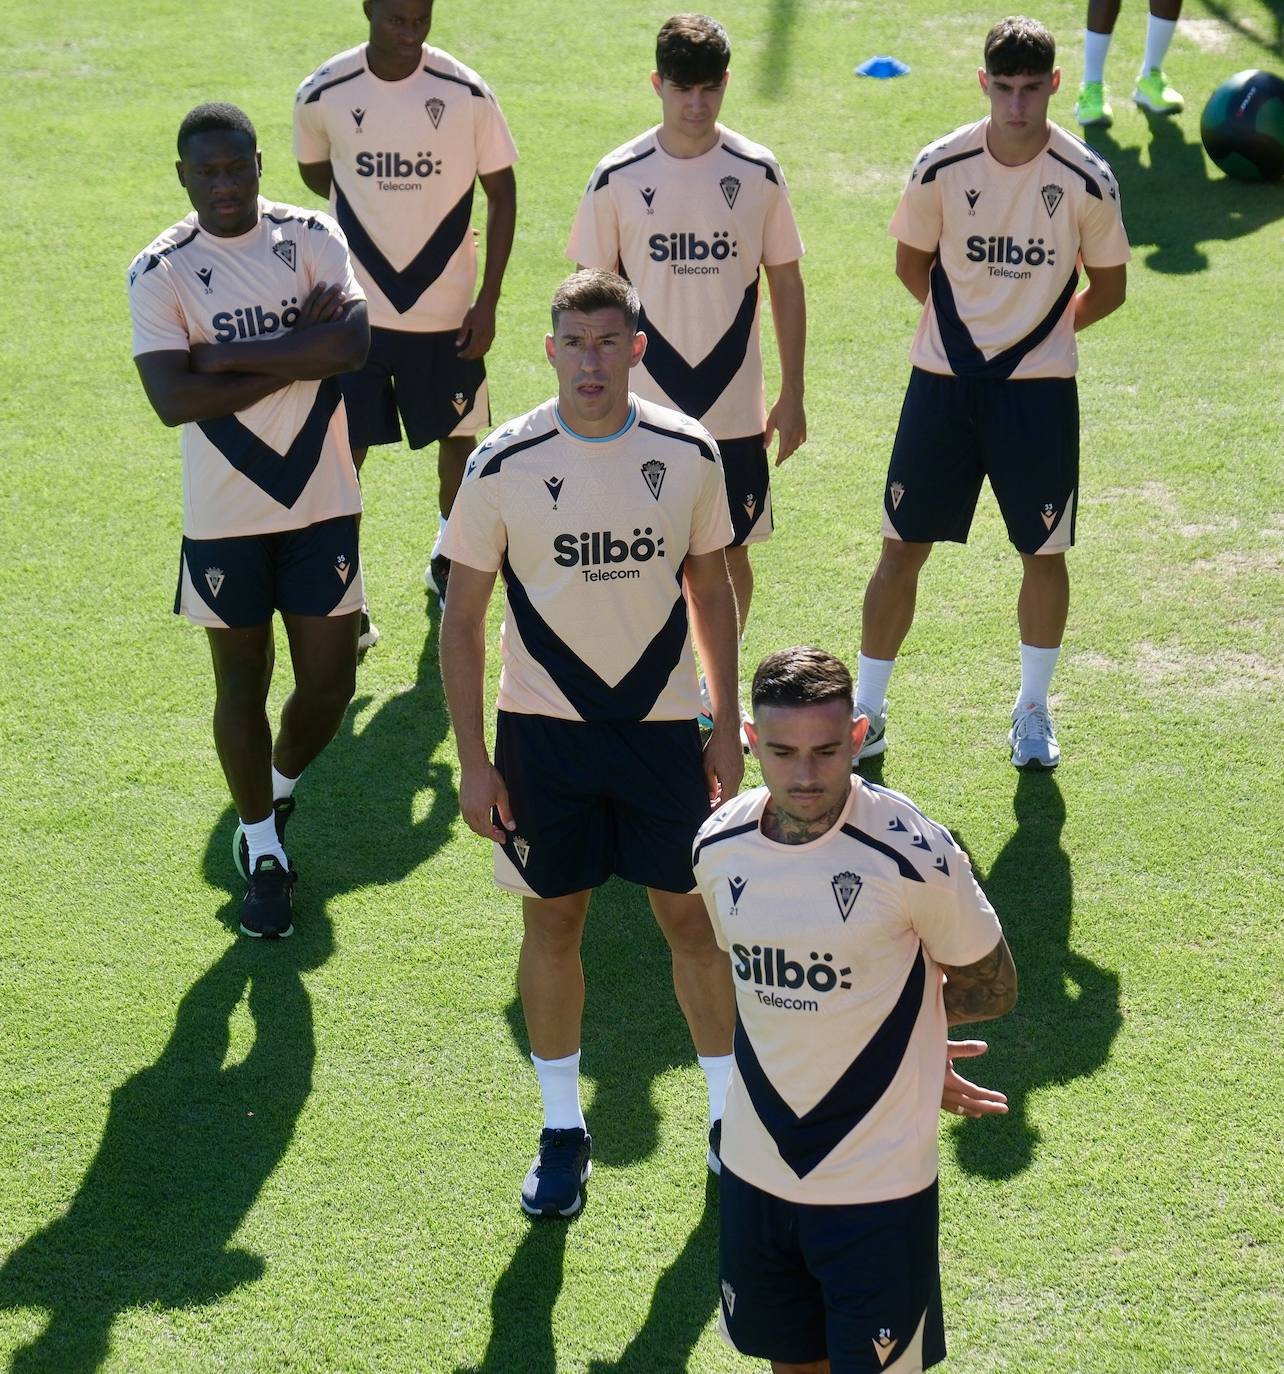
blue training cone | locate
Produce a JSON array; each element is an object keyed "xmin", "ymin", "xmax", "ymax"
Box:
[{"xmin": 855, "ymin": 55, "xmax": 910, "ymax": 78}]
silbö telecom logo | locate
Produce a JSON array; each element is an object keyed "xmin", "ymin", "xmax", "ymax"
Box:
[{"xmin": 731, "ymin": 943, "xmax": 852, "ymax": 1012}]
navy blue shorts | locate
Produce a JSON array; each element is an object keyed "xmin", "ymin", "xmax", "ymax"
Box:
[
  {"xmin": 492, "ymin": 712, "xmax": 711, "ymax": 898},
  {"xmin": 174, "ymin": 514, "xmax": 364, "ymax": 629},
  {"xmin": 340, "ymin": 326, "xmax": 489, "ymax": 451},
  {"xmin": 719, "ymin": 434, "xmax": 773, "ymax": 546},
  {"xmin": 882, "ymin": 367, "xmax": 1078, "ymax": 555},
  {"xmin": 719, "ymin": 1168, "xmax": 945, "ymax": 1372}
]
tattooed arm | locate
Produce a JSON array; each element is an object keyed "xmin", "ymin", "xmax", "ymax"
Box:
[{"xmin": 939, "ymin": 937, "xmax": 1017, "ymax": 1027}]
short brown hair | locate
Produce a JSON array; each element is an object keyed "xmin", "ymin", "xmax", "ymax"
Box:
[
  {"xmin": 656, "ymin": 14, "xmax": 731, "ymax": 85},
  {"xmin": 751, "ymin": 647, "xmax": 853, "ymax": 712},
  {"xmin": 983, "ymin": 16, "xmax": 1055, "ymax": 75},
  {"xmin": 550, "ymin": 269, "xmax": 640, "ymax": 332}
]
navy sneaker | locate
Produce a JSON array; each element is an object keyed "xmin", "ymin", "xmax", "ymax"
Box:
[
  {"xmin": 423, "ymin": 553, "xmax": 450, "ymax": 610},
  {"xmin": 520, "ymin": 1127, "xmax": 592, "ymax": 1218},
  {"xmin": 357, "ymin": 605, "xmax": 381, "ymax": 661},
  {"xmin": 233, "ymin": 797, "xmax": 296, "ymax": 881},
  {"xmin": 239, "ymin": 855, "xmax": 297, "ymax": 939},
  {"xmin": 707, "ymin": 1119, "xmax": 722, "ymax": 1176}
]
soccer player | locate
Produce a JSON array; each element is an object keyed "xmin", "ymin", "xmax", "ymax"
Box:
[
  {"xmin": 854, "ymin": 16, "xmax": 1129, "ymax": 771},
  {"xmin": 567, "ymin": 14, "xmax": 806, "ymax": 720},
  {"xmin": 294, "ymin": 0, "xmax": 519, "ymax": 621},
  {"xmin": 128, "ymin": 103, "xmax": 371, "ymax": 938},
  {"xmin": 440, "ymin": 269, "xmax": 744, "ymax": 1218},
  {"xmin": 694, "ymin": 646, "xmax": 1017, "ymax": 1373},
  {"xmin": 1075, "ymin": 0, "xmax": 1185, "ymax": 128}
]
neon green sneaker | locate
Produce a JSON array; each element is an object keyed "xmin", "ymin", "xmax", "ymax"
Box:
[
  {"xmin": 1133, "ymin": 68, "xmax": 1184, "ymax": 114},
  {"xmin": 1074, "ymin": 81, "xmax": 1114, "ymax": 129}
]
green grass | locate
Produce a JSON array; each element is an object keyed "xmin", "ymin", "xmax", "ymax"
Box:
[{"xmin": 1, "ymin": 1, "xmax": 1282, "ymax": 1370}]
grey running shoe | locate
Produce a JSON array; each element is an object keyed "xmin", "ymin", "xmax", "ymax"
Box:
[
  {"xmin": 521, "ymin": 1127, "xmax": 592, "ymax": 1218},
  {"xmin": 1009, "ymin": 703, "xmax": 1061, "ymax": 770},
  {"xmin": 854, "ymin": 700, "xmax": 889, "ymax": 762}
]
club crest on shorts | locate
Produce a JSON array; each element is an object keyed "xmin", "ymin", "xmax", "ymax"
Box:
[
  {"xmin": 641, "ymin": 459, "xmax": 666, "ymax": 500},
  {"xmin": 425, "ymin": 97, "xmax": 445, "ymax": 128},
  {"xmin": 272, "ymin": 239, "xmax": 297, "ymax": 271},
  {"xmin": 831, "ymin": 871, "xmax": 862, "ymax": 922},
  {"xmin": 728, "ymin": 875, "xmax": 747, "ymax": 912},
  {"xmin": 204, "ymin": 567, "xmax": 225, "ymax": 598},
  {"xmin": 743, "ymin": 493, "xmax": 757, "ymax": 517},
  {"xmin": 873, "ymin": 1328, "xmax": 899, "ymax": 1367},
  {"xmin": 719, "ymin": 175, "xmax": 741, "ymax": 210},
  {"xmin": 512, "ymin": 835, "xmax": 531, "ymax": 867},
  {"xmin": 1041, "ymin": 183, "xmax": 1064, "ymax": 218},
  {"xmin": 720, "ymin": 1279, "xmax": 736, "ymax": 1316},
  {"xmin": 544, "ymin": 476, "xmax": 564, "ymax": 507},
  {"xmin": 334, "ymin": 553, "xmax": 351, "ymax": 584},
  {"xmin": 889, "ymin": 480, "xmax": 906, "ymax": 511},
  {"xmin": 1041, "ymin": 502, "xmax": 1058, "ymax": 530}
]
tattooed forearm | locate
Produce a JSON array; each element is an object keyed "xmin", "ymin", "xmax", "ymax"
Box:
[
  {"xmin": 761, "ymin": 797, "xmax": 849, "ymax": 845},
  {"xmin": 940, "ymin": 938, "xmax": 1018, "ymax": 1026}
]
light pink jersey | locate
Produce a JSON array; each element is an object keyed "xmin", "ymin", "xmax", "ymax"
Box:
[
  {"xmin": 293, "ymin": 43, "xmax": 518, "ymax": 332},
  {"xmin": 567, "ymin": 126, "xmax": 803, "ymax": 440},
  {"xmin": 693, "ymin": 778, "xmax": 1001, "ymax": 1205},
  {"xmin": 441, "ymin": 396, "xmax": 733, "ymax": 722},
  {"xmin": 128, "ymin": 198, "xmax": 364, "ymax": 540},
  {"xmin": 890, "ymin": 118, "xmax": 1130, "ymax": 379}
]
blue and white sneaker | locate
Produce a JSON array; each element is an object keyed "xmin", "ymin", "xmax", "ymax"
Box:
[
  {"xmin": 239, "ymin": 854, "xmax": 296, "ymax": 939},
  {"xmin": 520, "ymin": 1128, "xmax": 592, "ymax": 1218},
  {"xmin": 1009, "ymin": 703, "xmax": 1060, "ymax": 770},
  {"xmin": 707, "ymin": 1119, "xmax": 722, "ymax": 1176}
]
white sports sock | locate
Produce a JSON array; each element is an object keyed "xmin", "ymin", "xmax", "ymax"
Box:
[
  {"xmin": 855, "ymin": 653, "xmax": 896, "ymax": 712},
  {"xmin": 430, "ymin": 512, "xmax": 449, "ymax": 560},
  {"xmin": 698, "ymin": 1053, "xmax": 734, "ymax": 1125},
  {"xmin": 1083, "ymin": 28, "xmax": 1112, "ymax": 85},
  {"xmin": 1141, "ymin": 15, "xmax": 1177, "ymax": 76},
  {"xmin": 242, "ymin": 813, "xmax": 288, "ymax": 870},
  {"xmin": 271, "ymin": 766, "xmax": 298, "ymax": 802},
  {"xmin": 1016, "ymin": 643, "xmax": 1061, "ymax": 711},
  {"xmin": 532, "ymin": 1050, "xmax": 586, "ymax": 1131}
]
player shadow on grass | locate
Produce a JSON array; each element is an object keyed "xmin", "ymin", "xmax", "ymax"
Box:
[
  {"xmin": 0, "ymin": 627, "xmax": 456, "ymax": 1374},
  {"xmin": 949, "ymin": 772, "xmax": 1122, "ymax": 1180},
  {"xmin": 1085, "ymin": 114, "xmax": 1284, "ymax": 274},
  {"xmin": 1201, "ymin": 0, "xmax": 1284, "ymax": 58},
  {"xmin": 756, "ymin": 0, "xmax": 801, "ymax": 97},
  {"xmin": 457, "ymin": 880, "xmax": 722, "ymax": 1372}
]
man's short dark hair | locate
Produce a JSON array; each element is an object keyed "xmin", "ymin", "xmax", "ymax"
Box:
[
  {"xmin": 177, "ymin": 103, "xmax": 257, "ymax": 158},
  {"xmin": 983, "ymin": 16, "xmax": 1056, "ymax": 76},
  {"xmin": 751, "ymin": 647, "xmax": 854, "ymax": 713},
  {"xmin": 550, "ymin": 269, "xmax": 640, "ymax": 331},
  {"xmin": 656, "ymin": 14, "xmax": 731, "ymax": 85}
]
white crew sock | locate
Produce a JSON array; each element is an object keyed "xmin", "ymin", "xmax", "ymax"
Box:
[
  {"xmin": 1016, "ymin": 643, "xmax": 1062, "ymax": 711},
  {"xmin": 855, "ymin": 653, "xmax": 896, "ymax": 712},
  {"xmin": 242, "ymin": 813, "xmax": 288, "ymax": 870},
  {"xmin": 698, "ymin": 1053, "xmax": 734, "ymax": 1126},
  {"xmin": 271, "ymin": 766, "xmax": 298, "ymax": 802},
  {"xmin": 1141, "ymin": 15, "xmax": 1177, "ymax": 76},
  {"xmin": 1083, "ymin": 28, "xmax": 1112, "ymax": 85},
  {"xmin": 430, "ymin": 512, "xmax": 448, "ymax": 561},
  {"xmin": 532, "ymin": 1050, "xmax": 586, "ymax": 1131}
]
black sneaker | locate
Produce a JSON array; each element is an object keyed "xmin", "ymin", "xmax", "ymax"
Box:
[
  {"xmin": 357, "ymin": 604, "xmax": 381, "ymax": 661},
  {"xmin": 233, "ymin": 797, "xmax": 296, "ymax": 881},
  {"xmin": 239, "ymin": 855, "xmax": 297, "ymax": 939},
  {"xmin": 423, "ymin": 553, "xmax": 450, "ymax": 610},
  {"xmin": 707, "ymin": 1119, "xmax": 722, "ymax": 1176},
  {"xmin": 520, "ymin": 1127, "xmax": 592, "ymax": 1218}
]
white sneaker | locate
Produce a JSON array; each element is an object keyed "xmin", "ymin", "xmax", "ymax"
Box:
[
  {"xmin": 1009, "ymin": 703, "xmax": 1060, "ymax": 770},
  {"xmin": 697, "ymin": 673, "xmax": 714, "ymax": 731},
  {"xmin": 854, "ymin": 699, "xmax": 888, "ymax": 762}
]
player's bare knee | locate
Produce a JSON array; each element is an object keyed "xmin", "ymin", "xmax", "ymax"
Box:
[
  {"xmin": 771, "ymin": 1361, "xmax": 829, "ymax": 1374},
  {"xmin": 877, "ymin": 538, "xmax": 933, "ymax": 578},
  {"xmin": 522, "ymin": 899, "xmax": 588, "ymax": 954}
]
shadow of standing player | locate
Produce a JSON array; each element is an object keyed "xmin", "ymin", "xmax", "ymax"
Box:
[
  {"xmin": 457, "ymin": 879, "xmax": 721, "ymax": 1372},
  {"xmin": 0, "ymin": 622, "xmax": 456, "ymax": 1374},
  {"xmin": 950, "ymin": 773, "xmax": 1122, "ymax": 1180},
  {"xmin": 1086, "ymin": 114, "xmax": 1284, "ymax": 275}
]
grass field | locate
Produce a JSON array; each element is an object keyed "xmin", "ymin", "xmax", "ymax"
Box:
[{"xmin": 1, "ymin": 1, "xmax": 1282, "ymax": 1370}]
